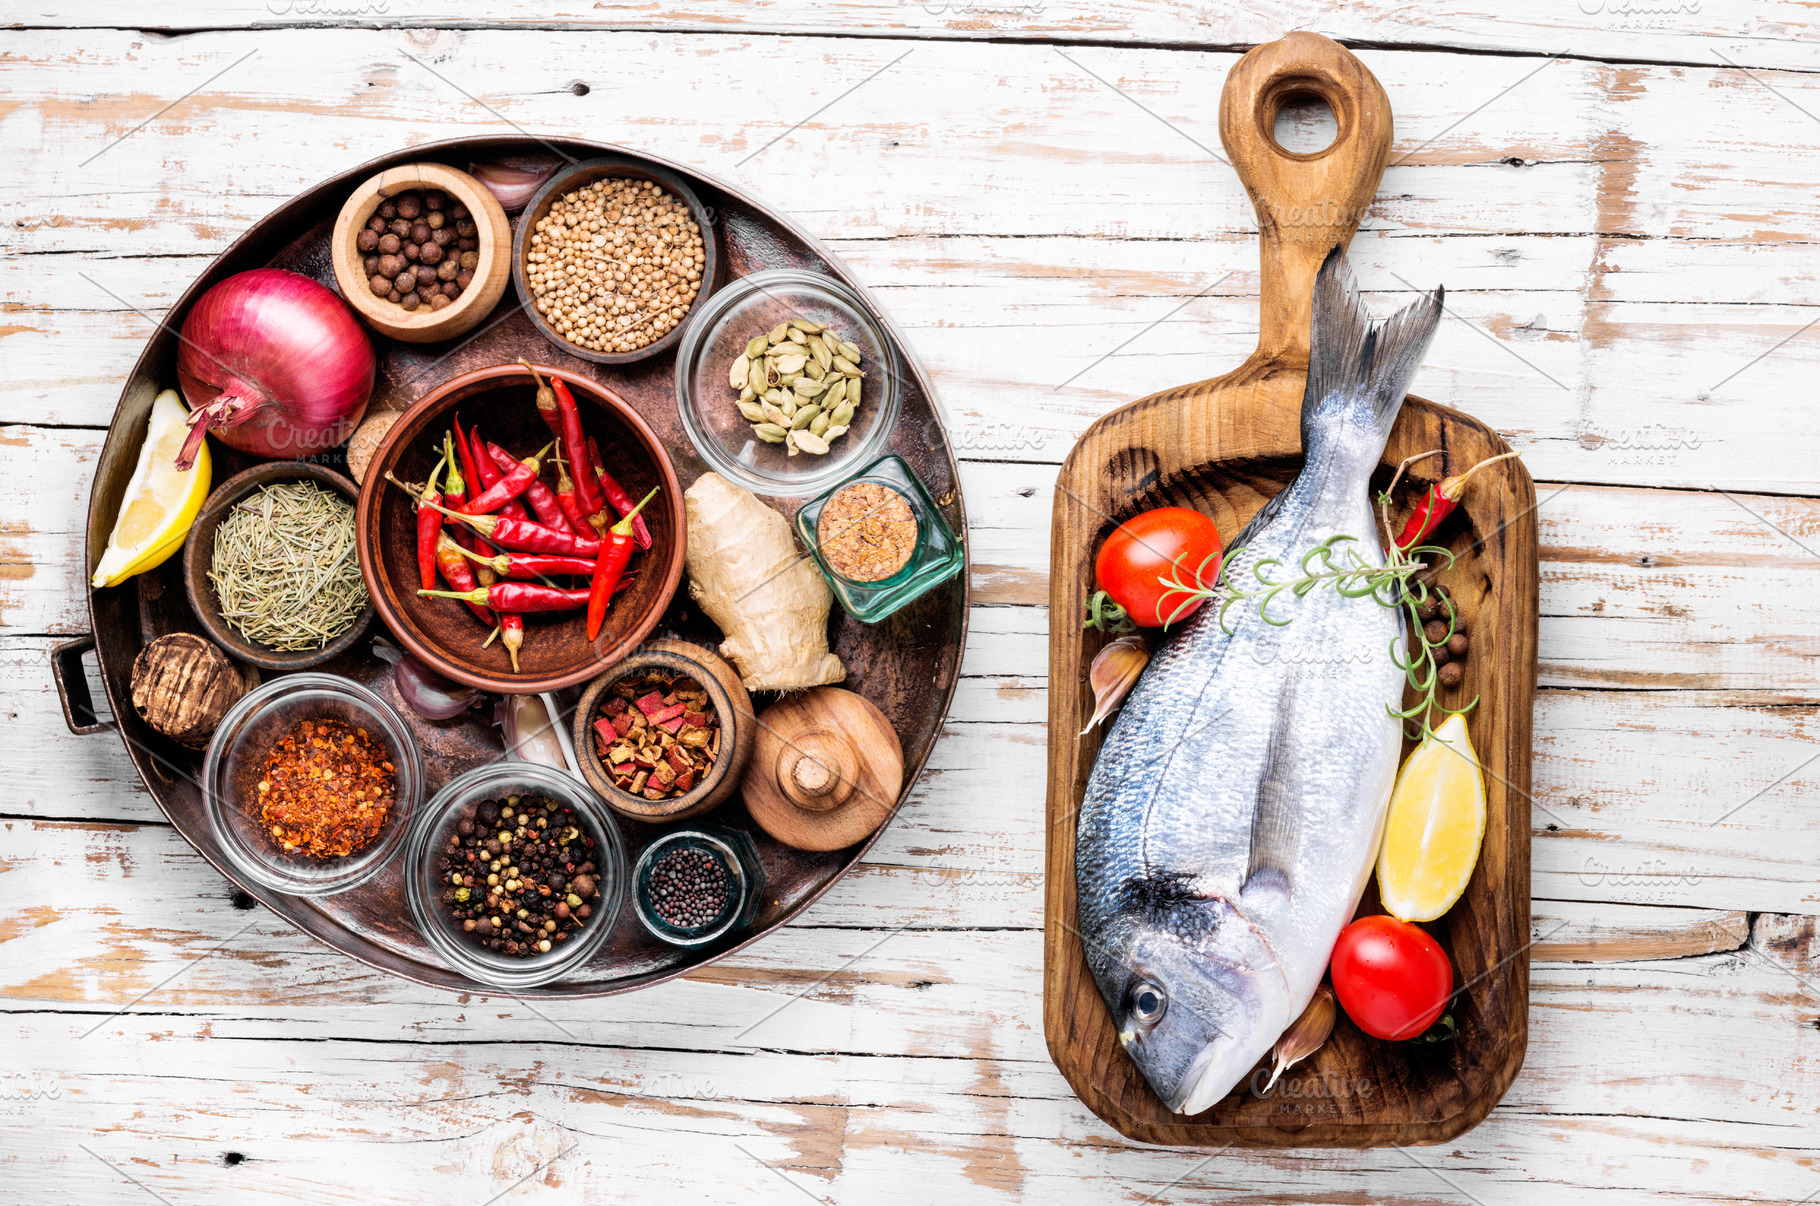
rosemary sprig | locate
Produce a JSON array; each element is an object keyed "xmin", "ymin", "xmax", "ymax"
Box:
[
  {"xmin": 1081, "ymin": 589, "xmax": 1136, "ymax": 635},
  {"xmin": 1148, "ymin": 453, "xmax": 1481, "ymax": 741}
]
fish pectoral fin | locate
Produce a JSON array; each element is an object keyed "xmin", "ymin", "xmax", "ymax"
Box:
[{"xmin": 1243, "ymin": 678, "xmax": 1300, "ymax": 897}]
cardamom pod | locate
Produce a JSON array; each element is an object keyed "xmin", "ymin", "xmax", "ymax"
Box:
[
  {"xmin": 820, "ymin": 331, "xmax": 842, "ymax": 358},
  {"xmin": 787, "ymin": 328, "xmax": 808, "ymax": 344},
  {"xmin": 729, "ymin": 354, "xmax": 751, "ymax": 390},
  {"xmin": 838, "ymin": 340, "xmax": 861, "ymax": 361},
  {"xmin": 764, "ymin": 388, "xmax": 788, "ymax": 408},
  {"xmin": 780, "ymin": 395, "xmax": 798, "ymax": 418},
  {"xmin": 810, "ymin": 339, "xmax": 832, "ymax": 371},
  {"xmin": 824, "ymin": 424, "xmax": 849, "ymax": 440},
  {"xmin": 792, "ymin": 376, "xmax": 822, "ymax": 397},
  {"xmin": 803, "ymin": 357, "xmax": 825, "ymax": 381},
  {"xmin": 821, "ymin": 378, "xmax": 845, "ymax": 408},
  {"xmin": 746, "ymin": 335, "xmax": 770, "ymax": 358},
  {"xmin": 809, "ymin": 412, "xmax": 831, "ymax": 436},
  {"xmin": 738, "ymin": 384, "xmax": 757, "ymax": 405},
  {"xmin": 794, "ymin": 430, "xmax": 830, "ymax": 455},
  {"xmin": 790, "ymin": 318, "xmax": 826, "ymax": 333},
  {"xmin": 769, "ymin": 323, "xmax": 788, "ymax": 344},
  {"xmin": 737, "ymin": 400, "xmax": 767, "ymax": 422},
  {"xmin": 791, "ymin": 404, "xmax": 820, "ymax": 430},
  {"xmin": 754, "ymin": 423, "xmax": 787, "ymax": 442},
  {"xmin": 774, "ymin": 354, "xmax": 807, "ymax": 375},
  {"xmin": 847, "ymin": 380, "xmax": 862, "ymax": 410},
  {"xmin": 748, "ymin": 362, "xmax": 767, "ymax": 395},
  {"xmin": 832, "ymin": 356, "xmax": 860, "ymax": 376},
  {"xmin": 761, "ymin": 402, "xmax": 789, "ymax": 427},
  {"xmin": 785, "ymin": 430, "xmax": 800, "ymax": 455},
  {"xmin": 831, "ymin": 401, "xmax": 854, "ymax": 426}
]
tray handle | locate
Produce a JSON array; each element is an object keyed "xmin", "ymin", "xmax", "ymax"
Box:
[
  {"xmin": 51, "ymin": 635, "xmax": 113, "ymax": 735},
  {"xmin": 1218, "ymin": 32, "xmax": 1394, "ymax": 369}
]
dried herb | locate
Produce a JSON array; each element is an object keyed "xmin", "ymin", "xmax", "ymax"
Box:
[{"xmin": 208, "ymin": 481, "xmax": 368, "ymax": 651}]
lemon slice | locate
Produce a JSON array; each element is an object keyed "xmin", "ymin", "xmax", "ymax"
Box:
[
  {"xmin": 91, "ymin": 389, "xmax": 212, "ymax": 588},
  {"xmin": 1377, "ymin": 712, "xmax": 1487, "ymax": 922}
]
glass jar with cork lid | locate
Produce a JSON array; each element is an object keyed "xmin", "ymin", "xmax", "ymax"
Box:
[{"xmin": 793, "ymin": 454, "xmax": 964, "ymax": 623}]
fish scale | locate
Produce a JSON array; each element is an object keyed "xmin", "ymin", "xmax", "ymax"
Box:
[{"xmin": 1074, "ymin": 249, "xmax": 1443, "ymax": 1115}]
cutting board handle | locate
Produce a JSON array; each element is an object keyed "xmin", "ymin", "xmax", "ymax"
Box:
[{"xmin": 1219, "ymin": 33, "xmax": 1393, "ymax": 369}]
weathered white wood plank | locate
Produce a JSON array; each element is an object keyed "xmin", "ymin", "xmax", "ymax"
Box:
[
  {"xmin": 11, "ymin": 33, "xmax": 1820, "ymax": 488},
  {"xmin": 13, "ymin": 0, "xmax": 1820, "ymax": 73}
]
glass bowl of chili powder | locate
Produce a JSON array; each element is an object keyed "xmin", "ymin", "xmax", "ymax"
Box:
[
  {"xmin": 404, "ymin": 762, "xmax": 629, "ymax": 990},
  {"xmin": 203, "ymin": 672, "xmax": 425, "ymax": 897}
]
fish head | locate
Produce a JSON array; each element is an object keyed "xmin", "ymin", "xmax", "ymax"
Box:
[{"xmin": 1096, "ymin": 887, "xmax": 1292, "ymax": 1116}]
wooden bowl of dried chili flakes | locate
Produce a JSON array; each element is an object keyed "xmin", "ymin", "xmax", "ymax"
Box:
[{"xmin": 573, "ymin": 639, "xmax": 755, "ymax": 823}]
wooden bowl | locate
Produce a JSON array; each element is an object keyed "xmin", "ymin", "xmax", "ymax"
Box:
[
  {"xmin": 573, "ymin": 639, "xmax": 755, "ymax": 823},
  {"xmin": 354, "ymin": 362, "xmax": 686, "ymax": 693},
  {"xmin": 511, "ymin": 156, "xmax": 720, "ymax": 365},
  {"xmin": 331, "ymin": 162, "xmax": 511, "ymax": 343},
  {"xmin": 182, "ymin": 461, "xmax": 375, "ymax": 672}
]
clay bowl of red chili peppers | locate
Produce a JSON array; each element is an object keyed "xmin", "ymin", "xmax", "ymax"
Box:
[{"xmin": 355, "ymin": 362, "xmax": 686, "ymax": 694}]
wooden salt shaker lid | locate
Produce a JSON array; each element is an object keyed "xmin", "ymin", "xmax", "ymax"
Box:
[{"xmin": 741, "ymin": 688, "xmax": 904, "ymax": 852}]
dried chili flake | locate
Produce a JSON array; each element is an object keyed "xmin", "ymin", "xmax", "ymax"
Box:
[{"xmin": 256, "ymin": 718, "xmax": 395, "ymax": 858}]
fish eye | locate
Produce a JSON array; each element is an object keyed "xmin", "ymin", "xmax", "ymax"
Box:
[{"xmin": 1129, "ymin": 982, "xmax": 1167, "ymax": 1026}]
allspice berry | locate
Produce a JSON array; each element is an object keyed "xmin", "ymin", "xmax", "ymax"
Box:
[
  {"xmin": 1438, "ymin": 661, "xmax": 1465, "ymax": 689},
  {"xmin": 1423, "ymin": 620, "xmax": 1450, "ymax": 645},
  {"xmin": 131, "ymin": 633, "xmax": 248, "ymax": 748},
  {"xmin": 1447, "ymin": 632, "xmax": 1469, "ymax": 656}
]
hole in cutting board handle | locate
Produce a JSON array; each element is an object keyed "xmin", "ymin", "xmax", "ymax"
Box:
[{"xmin": 1271, "ymin": 91, "xmax": 1338, "ymax": 155}]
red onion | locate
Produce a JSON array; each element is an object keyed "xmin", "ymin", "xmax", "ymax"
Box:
[
  {"xmin": 372, "ymin": 640, "xmax": 483, "ymax": 720},
  {"xmin": 174, "ymin": 268, "xmax": 375, "ymax": 470}
]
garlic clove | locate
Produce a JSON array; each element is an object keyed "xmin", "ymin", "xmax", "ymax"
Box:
[
  {"xmin": 1263, "ymin": 984, "xmax": 1336, "ymax": 1093},
  {"xmin": 1079, "ymin": 634, "xmax": 1149, "ymax": 736}
]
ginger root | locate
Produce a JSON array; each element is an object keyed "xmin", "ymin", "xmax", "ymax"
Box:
[{"xmin": 684, "ymin": 472, "xmax": 845, "ymax": 692}]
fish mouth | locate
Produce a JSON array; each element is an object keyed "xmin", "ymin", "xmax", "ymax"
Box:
[{"xmin": 1167, "ymin": 1031, "xmax": 1255, "ymax": 1115}]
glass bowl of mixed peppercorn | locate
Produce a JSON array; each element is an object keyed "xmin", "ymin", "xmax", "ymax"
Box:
[
  {"xmin": 404, "ymin": 762, "xmax": 628, "ymax": 989},
  {"xmin": 203, "ymin": 673, "xmax": 425, "ymax": 897}
]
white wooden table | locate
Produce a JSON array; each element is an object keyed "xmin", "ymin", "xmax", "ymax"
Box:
[{"xmin": 5, "ymin": 5, "xmax": 1818, "ymax": 1202}]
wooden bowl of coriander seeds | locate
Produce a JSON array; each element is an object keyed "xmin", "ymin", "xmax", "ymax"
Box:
[
  {"xmin": 182, "ymin": 461, "xmax": 374, "ymax": 672},
  {"xmin": 512, "ymin": 156, "xmax": 719, "ymax": 365},
  {"xmin": 331, "ymin": 162, "xmax": 511, "ymax": 343}
]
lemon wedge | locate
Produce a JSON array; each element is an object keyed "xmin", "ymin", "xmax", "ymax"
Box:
[
  {"xmin": 1377, "ymin": 712, "xmax": 1487, "ymax": 922},
  {"xmin": 91, "ymin": 389, "xmax": 211, "ymax": 588}
]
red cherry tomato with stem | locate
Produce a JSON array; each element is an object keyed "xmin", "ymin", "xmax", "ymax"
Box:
[
  {"xmin": 1329, "ymin": 915, "xmax": 1453, "ymax": 1041},
  {"xmin": 1093, "ymin": 507, "xmax": 1223, "ymax": 628}
]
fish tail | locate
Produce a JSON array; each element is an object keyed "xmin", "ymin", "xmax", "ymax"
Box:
[{"xmin": 1304, "ymin": 246, "xmax": 1443, "ymax": 443}]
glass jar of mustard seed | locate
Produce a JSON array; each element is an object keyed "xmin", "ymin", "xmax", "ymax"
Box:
[
  {"xmin": 794, "ymin": 454, "xmax": 965, "ymax": 624},
  {"xmin": 632, "ymin": 827, "xmax": 765, "ymax": 948}
]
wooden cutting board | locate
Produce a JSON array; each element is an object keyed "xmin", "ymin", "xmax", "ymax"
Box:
[{"xmin": 1042, "ymin": 32, "xmax": 1538, "ymax": 1148}]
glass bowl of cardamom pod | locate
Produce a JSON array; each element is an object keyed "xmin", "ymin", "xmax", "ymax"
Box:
[{"xmin": 674, "ymin": 268, "xmax": 902, "ymax": 498}]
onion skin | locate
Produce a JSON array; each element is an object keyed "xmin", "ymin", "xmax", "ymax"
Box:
[{"xmin": 175, "ymin": 269, "xmax": 375, "ymax": 469}]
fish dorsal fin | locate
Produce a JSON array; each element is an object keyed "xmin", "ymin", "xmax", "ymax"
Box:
[{"xmin": 1243, "ymin": 675, "xmax": 1300, "ymax": 898}]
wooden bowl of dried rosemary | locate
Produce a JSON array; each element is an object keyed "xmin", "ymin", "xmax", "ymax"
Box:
[{"xmin": 182, "ymin": 461, "xmax": 375, "ymax": 671}]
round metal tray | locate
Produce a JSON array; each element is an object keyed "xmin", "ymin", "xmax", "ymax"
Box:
[{"xmin": 79, "ymin": 136, "xmax": 969, "ymax": 998}]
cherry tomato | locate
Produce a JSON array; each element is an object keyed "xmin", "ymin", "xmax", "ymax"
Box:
[
  {"xmin": 1329, "ymin": 915, "xmax": 1453, "ymax": 1041},
  {"xmin": 1094, "ymin": 507, "xmax": 1223, "ymax": 628}
]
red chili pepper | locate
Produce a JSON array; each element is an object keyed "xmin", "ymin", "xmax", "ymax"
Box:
[
  {"xmin": 433, "ymin": 532, "xmax": 495, "ymax": 627},
  {"xmin": 520, "ymin": 359, "xmax": 565, "ymax": 444},
  {"xmin": 413, "ymin": 449, "xmax": 447, "ymax": 592},
  {"xmin": 550, "ymin": 377, "xmax": 605, "ymax": 521},
  {"xmin": 452, "ymin": 543, "xmax": 596, "ymax": 580},
  {"xmin": 586, "ymin": 487, "xmax": 659, "ymax": 641},
  {"xmin": 463, "ymin": 440, "xmax": 553, "ymax": 515},
  {"xmin": 550, "ymin": 446, "xmax": 592, "ymax": 535},
  {"xmin": 463, "ymin": 420, "xmax": 529, "ymax": 522},
  {"xmin": 416, "ymin": 496, "xmax": 603, "ymax": 558},
  {"xmin": 1394, "ymin": 451, "xmax": 1522, "ymax": 550},
  {"xmin": 585, "ymin": 434, "xmax": 653, "ymax": 551},
  {"xmin": 486, "ymin": 442, "xmax": 573, "ymax": 534},
  {"xmin": 420, "ymin": 582, "xmax": 591, "ymax": 613}
]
